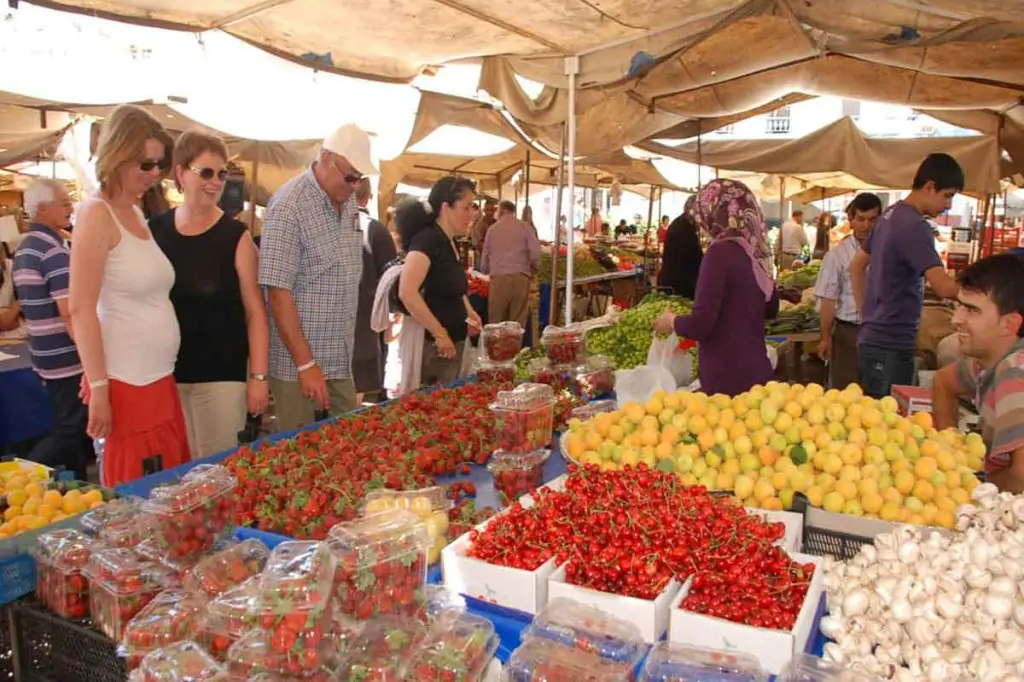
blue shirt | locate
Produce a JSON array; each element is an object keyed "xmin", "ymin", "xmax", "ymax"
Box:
[
  {"xmin": 859, "ymin": 202, "xmax": 943, "ymax": 350},
  {"xmin": 12, "ymin": 224, "xmax": 81, "ymax": 379}
]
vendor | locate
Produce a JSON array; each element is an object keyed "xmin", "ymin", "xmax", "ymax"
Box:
[
  {"xmin": 932, "ymin": 253, "xmax": 1024, "ymax": 492},
  {"xmin": 653, "ymin": 179, "xmax": 779, "ymax": 396},
  {"xmin": 657, "ymin": 195, "xmax": 703, "ymax": 299}
]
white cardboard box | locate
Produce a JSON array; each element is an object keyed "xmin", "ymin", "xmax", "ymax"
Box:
[
  {"xmin": 751, "ymin": 508, "xmax": 803, "ymax": 554},
  {"xmin": 546, "ymin": 564, "xmax": 681, "ymax": 643},
  {"xmin": 667, "ymin": 552, "xmax": 824, "ymax": 675}
]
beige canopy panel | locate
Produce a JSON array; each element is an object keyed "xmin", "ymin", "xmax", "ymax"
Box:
[
  {"xmin": 0, "ymin": 101, "xmax": 75, "ymax": 168},
  {"xmin": 639, "ymin": 117, "xmax": 1003, "ymax": 195}
]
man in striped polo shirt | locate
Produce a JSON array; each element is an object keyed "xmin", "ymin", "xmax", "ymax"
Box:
[
  {"xmin": 12, "ymin": 179, "xmax": 89, "ymax": 480},
  {"xmin": 933, "ymin": 253, "xmax": 1024, "ymax": 493}
]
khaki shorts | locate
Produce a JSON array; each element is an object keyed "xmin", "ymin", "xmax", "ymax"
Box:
[{"xmin": 270, "ymin": 376, "xmax": 357, "ymax": 433}]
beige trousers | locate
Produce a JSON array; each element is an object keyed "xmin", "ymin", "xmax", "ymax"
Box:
[
  {"xmin": 488, "ymin": 273, "xmax": 530, "ymax": 327},
  {"xmin": 270, "ymin": 376, "xmax": 357, "ymax": 433},
  {"xmin": 177, "ymin": 382, "xmax": 247, "ymax": 458}
]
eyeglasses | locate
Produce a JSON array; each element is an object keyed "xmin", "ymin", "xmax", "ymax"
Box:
[
  {"xmin": 139, "ymin": 158, "xmax": 169, "ymax": 172},
  {"xmin": 330, "ymin": 156, "xmax": 363, "ymax": 184},
  {"xmin": 189, "ymin": 166, "xmax": 229, "ymax": 182}
]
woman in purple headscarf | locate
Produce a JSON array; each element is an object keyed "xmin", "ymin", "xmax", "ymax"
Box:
[
  {"xmin": 653, "ymin": 179, "xmax": 780, "ymax": 396},
  {"xmin": 657, "ymin": 194, "xmax": 703, "ymax": 298}
]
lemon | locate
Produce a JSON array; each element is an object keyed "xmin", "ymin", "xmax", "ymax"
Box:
[
  {"xmin": 6, "ymin": 490, "xmax": 26, "ymax": 508},
  {"xmin": 822, "ymin": 491, "xmax": 845, "ymax": 513},
  {"xmin": 3, "ymin": 506, "xmax": 21, "ymax": 522},
  {"xmin": 22, "ymin": 498, "xmax": 40, "ymax": 516},
  {"xmin": 42, "ymin": 490, "xmax": 63, "ymax": 508},
  {"xmin": 23, "ymin": 482, "xmax": 44, "ymax": 499}
]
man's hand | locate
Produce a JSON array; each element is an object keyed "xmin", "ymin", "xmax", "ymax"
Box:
[
  {"xmin": 299, "ymin": 364, "xmax": 329, "ymax": 411},
  {"xmin": 818, "ymin": 335, "xmax": 831, "ymax": 362}
]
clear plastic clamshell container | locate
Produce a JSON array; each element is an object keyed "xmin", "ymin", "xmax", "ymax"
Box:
[
  {"xmin": 570, "ymin": 399, "xmax": 618, "ymax": 422},
  {"xmin": 331, "ymin": 615, "xmax": 426, "ymax": 681},
  {"xmin": 481, "ymin": 321, "xmax": 525, "ymax": 362},
  {"xmin": 576, "ymin": 354, "xmax": 615, "ymax": 399},
  {"xmin": 506, "ymin": 636, "xmax": 636, "ymax": 682},
  {"xmin": 487, "ymin": 449, "xmax": 550, "ymax": 508},
  {"xmin": 84, "ymin": 550, "xmax": 176, "ymax": 641},
  {"xmin": 79, "ymin": 496, "xmax": 142, "ymax": 535},
  {"xmin": 527, "ymin": 357, "xmax": 556, "ymax": 386},
  {"xmin": 404, "ymin": 610, "xmax": 498, "ymax": 682},
  {"xmin": 475, "ymin": 357, "xmax": 517, "ymax": 385},
  {"xmin": 489, "ymin": 383, "xmax": 555, "ymax": 454},
  {"xmin": 119, "ymin": 589, "xmax": 207, "ymax": 670},
  {"xmin": 225, "ymin": 628, "xmax": 338, "ymax": 679},
  {"xmin": 328, "ymin": 509, "xmax": 432, "ymax": 621},
  {"xmin": 142, "ymin": 467, "xmax": 237, "ymax": 560},
  {"xmin": 256, "ymin": 541, "xmax": 335, "ymax": 612},
  {"xmin": 541, "ymin": 325, "xmax": 586, "ymax": 367},
  {"xmin": 523, "ymin": 598, "xmax": 645, "ymax": 667},
  {"xmin": 184, "ymin": 538, "xmax": 269, "ymax": 598},
  {"xmin": 32, "ymin": 529, "xmax": 93, "ymax": 619},
  {"xmin": 639, "ymin": 642, "xmax": 767, "ymax": 682},
  {"xmin": 138, "ymin": 640, "xmax": 227, "ymax": 681},
  {"xmin": 195, "ymin": 577, "xmax": 260, "ymax": 662},
  {"xmin": 414, "ymin": 584, "xmax": 467, "ymax": 626},
  {"xmin": 777, "ymin": 653, "xmax": 882, "ymax": 682},
  {"xmin": 362, "ymin": 486, "xmax": 449, "ymax": 518}
]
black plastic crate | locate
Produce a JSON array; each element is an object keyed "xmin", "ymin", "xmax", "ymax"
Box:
[
  {"xmin": 0, "ymin": 606, "xmax": 14, "ymax": 680},
  {"xmin": 10, "ymin": 600, "xmax": 125, "ymax": 682},
  {"xmin": 801, "ymin": 526, "xmax": 871, "ymax": 561}
]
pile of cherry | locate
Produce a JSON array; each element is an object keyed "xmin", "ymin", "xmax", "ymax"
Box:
[{"xmin": 468, "ymin": 464, "xmax": 815, "ymax": 631}]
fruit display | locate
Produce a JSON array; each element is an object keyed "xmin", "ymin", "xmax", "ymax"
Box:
[
  {"xmin": 329, "ymin": 509, "xmax": 431, "ymax": 621},
  {"xmin": 225, "ymin": 628, "xmax": 337, "ymax": 680},
  {"xmin": 32, "ymin": 528, "xmax": 93, "ymax": 619},
  {"xmin": 776, "ymin": 260, "xmax": 821, "ymax": 290},
  {"xmin": 85, "ymin": 549, "xmax": 175, "ymax": 641},
  {"xmin": 487, "ymin": 449, "xmax": 550, "ymax": 508},
  {"xmin": 142, "ymin": 466, "xmax": 237, "ymax": 560},
  {"xmin": 119, "ymin": 589, "xmax": 206, "ymax": 669},
  {"xmin": 0, "ymin": 475, "xmax": 108, "ymax": 539},
  {"xmin": 137, "ymin": 640, "xmax": 228, "ymax": 681},
  {"xmin": 639, "ymin": 642, "xmax": 767, "ymax": 682},
  {"xmin": 331, "ymin": 615, "xmax": 426, "ymax": 681},
  {"xmin": 224, "ymin": 383, "xmax": 503, "ymax": 539},
  {"xmin": 475, "ymin": 358, "xmax": 515, "ymax": 385},
  {"xmin": 481, "ymin": 321, "xmax": 524, "ymax": 362},
  {"xmin": 505, "ymin": 636, "xmax": 636, "ymax": 682},
  {"xmin": 817, "ymin": 483, "xmax": 1024, "ymax": 681},
  {"xmin": 541, "ymin": 325, "xmax": 586, "ymax": 367},
  {"xmin": 446, "ymin": 500, "xmax": 497, "ymax": 545},
  {"xmin": 576, "ymin": 354, "xmax": 615, "ymax": 399},
  {"xmin": 363, "ymin": 488, "xmax": 450, "ymax": 564},
  {"xmin": 525, "ymin": 598, "xmax": 646, "ymax": 665},
  {"xmin": 585, "ymin": 293, "xmax": 695, "ymax": 373},
  {"xmin": 490, "ymin": 383, "xmax": 555, "ymax": 454},
  {"xmin": 183, "ymin": 538, "xmax": 269, "ymax": 598},
  {"xmin": 195, "ymin": 577, "xmax": 260, "ymax": 662},
  {"xmin": 404, "ymin": 610, "xmax": 498, "ymax": 682},
  {"xmin": 563, "ymin": 383, "xmax": 983, "ymax": 527},
  {"xmin": 538, "ymin": 246, "xmax": 606, "ymax": 284}
]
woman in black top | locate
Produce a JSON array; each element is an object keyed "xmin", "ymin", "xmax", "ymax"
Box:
[
  {"xmin": 150, "ymin": 130, "xmax": 270, "ymax": 457},
  {"xmin": 657, "ymin": 196, "xmax": 704, "ymax": 299},
  {"xmin": 397, "ymin": 176, "xmax": 482, "ymax": 386}
]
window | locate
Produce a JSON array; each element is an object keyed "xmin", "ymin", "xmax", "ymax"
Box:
[
  {"xmin": 765, "ymin": 107, "xmax": 791, "ymax": 134},
  {"xmin": 714, "ymin": 124, "xmax": 735, "ymax": 135},
  {"xmin": 841, "ymin": 99, "xmax": 861, "ymax": 119}
]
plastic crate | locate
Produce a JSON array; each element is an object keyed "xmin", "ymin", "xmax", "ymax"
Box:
[
  {"xmin": 799, "ymin": 527, "xmax": 870, "ymax": 562},
  {"xmin": 0, "ymin": 605, "xmax": 14, "ymax": 680},
  {"xmin": 10, "ymin": 598, "xmax": 125, "ymax": 682}
]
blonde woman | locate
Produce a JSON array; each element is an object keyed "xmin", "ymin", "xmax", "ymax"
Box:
[
  {"xmin": 150, "ymin": 130, "xmax": 269, "ymax": 457},
  {"xmin": 69, "ymin": 105, "xmax": 189, "ymax": 486}
]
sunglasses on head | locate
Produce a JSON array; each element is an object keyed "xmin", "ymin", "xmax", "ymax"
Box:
[
  {"xmin": 190, "ymin": 166, "xmax": 229, "ymax": 182},
  {"xmin": 139, "ymin": 158, "xmax": 169, "ymax": 172}
]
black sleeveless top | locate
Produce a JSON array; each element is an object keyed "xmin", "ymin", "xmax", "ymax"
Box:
[{"xmin": 150, "ymin": 209, "xmax": 249, "ymax": 384}]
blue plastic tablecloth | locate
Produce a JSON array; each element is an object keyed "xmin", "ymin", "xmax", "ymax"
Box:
[{"xmin": 0, "ymin": 344, "xmax": 51, "ymax": 447}]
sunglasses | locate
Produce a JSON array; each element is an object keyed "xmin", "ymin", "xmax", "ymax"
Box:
[
  {"xmin": 330, "ymin": 157, "xmax": 362, "ymax": 184},
  {"xmin": 139, "ymin": 158, "xmax": 170, "ymax": 172},
  {"xmin": 190, "ymin": 166, "xmax": 229, "ymax": 182}
]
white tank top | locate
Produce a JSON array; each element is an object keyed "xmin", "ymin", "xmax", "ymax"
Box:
[{"xmin": 97, "ymin": 201, "xmax": 180, "ymax": 386}]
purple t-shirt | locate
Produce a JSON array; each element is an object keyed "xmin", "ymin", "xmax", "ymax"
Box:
[{"xmin": 859, "ymin": 202, "xmax": 942, "ymax": 350}]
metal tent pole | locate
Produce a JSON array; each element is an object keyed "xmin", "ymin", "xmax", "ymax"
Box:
[
  {"xmin": 564, "ymin": 55, "xmax": 579, "ymax": 325},
  {"xmin": 549, "ymin": 125, "xmax": 567, "ymax": 323}
]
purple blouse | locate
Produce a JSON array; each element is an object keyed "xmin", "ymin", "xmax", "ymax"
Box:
[{"xmin": 674, "ymin": 240, "xmax": 780, "ymax": 396}]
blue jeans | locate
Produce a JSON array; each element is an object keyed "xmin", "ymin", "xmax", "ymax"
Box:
[{"xmin": 858, "ymin": 344, "xmax": 916, "ymax": 399}]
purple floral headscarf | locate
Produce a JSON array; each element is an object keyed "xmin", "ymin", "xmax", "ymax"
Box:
[{"xmin": 695, "ymin": 179, "xmax": 773, "ymax": 301}]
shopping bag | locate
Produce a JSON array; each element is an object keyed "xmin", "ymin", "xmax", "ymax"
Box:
[
  {"xmin": 458, "ymin": 340, "xmax": 480, "ymax": 379},
  {"xmin": 614, "ymin": 366, "xmax": 677, "ymax": 406},
  {"xmin": 646, "ymin": 333, "xmax": 694, "ymax": 387}
]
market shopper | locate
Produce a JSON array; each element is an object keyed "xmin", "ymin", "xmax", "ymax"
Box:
[
  {"xmin": 396, "ymin": 176, "xmax": 483, "ymax": 386},
  {"xmin": 11, "ymin": 179, "xmax": 89, "ymax": 480},
  {"xmin": 653, "ymin": 179, "xmax": 780, "ymax": 396},
  {"xmin": 353, "ymin": 177, "xmax": 397, "ymax": 403},
  {"xmin": 814, "ymin": 193, "xmax": 882, "ymax": 390},
  {"xmin": 479, "ymin": 200, "xmax": 540, "ymax": 327},
  {"xmin": 150, "ymin": 130, "xmax": 270, "ymax": 457},
  {"xmin": 470, "ymin": 197, "xmax": 496, "ymax": 252},
  {"xmin": 932, "ymin": 254, "xmax": 1024, "ymax": 492},
  {"xmin": 68, "ymin": 104, "xmax": 189, "ymax": 485},
  {"xmin": 259, "ymin": 124, "xmax": 375, "ymax": 431},
  {"xmin": 776, "ymin": 209, "xmax": 808, "ymax": 267},
  {"xmin": 850, "ymin": 153, "xmax": 963, "ymax": 398},
  {"xmin": 656, "ymin": 195, "xmax": 703, "ymax": 299},
  {"xmin": 812, "ymin": 212, "xmax": 834, "ymax": 260}
]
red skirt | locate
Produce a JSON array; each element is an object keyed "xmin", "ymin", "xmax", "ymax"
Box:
[{"xmin": 102, "ymin": 376, "xmax": 191, "ymax": 487}]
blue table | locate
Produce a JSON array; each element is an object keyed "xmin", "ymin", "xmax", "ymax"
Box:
[{"xmin": 0, "ymin": 343, "xmax": 50, "ymax": 448}]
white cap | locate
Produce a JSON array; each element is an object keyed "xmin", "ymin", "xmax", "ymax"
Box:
[{"xmin": 322, "ymin": 124, "xmax": 379, "ymax": 176}]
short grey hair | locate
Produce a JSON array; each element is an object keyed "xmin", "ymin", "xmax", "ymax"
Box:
[{"xmin": 23, "ymin": 179, "xmax": 68, "ymax": 219}]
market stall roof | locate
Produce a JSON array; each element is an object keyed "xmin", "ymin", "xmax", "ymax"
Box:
[{"xmin": 638, "ymin": 117, "xmax": 1003, "ymax": 195}]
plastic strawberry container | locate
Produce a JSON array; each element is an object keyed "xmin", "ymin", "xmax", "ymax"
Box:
[
  {"xmin": 84, "ymin": 551, "xmax": 175, "ymax": 641},
  {"xmin": 142, "ymin": 467, "xmax": 237, "ymax": 561},
  {"xmin": 328, "ymin": 509, "xmax": 432, "ymax": 621},
  {"xmin": 541, "ymin": 325, "xmax": 586, "ymax": 366},
  {"xmin": 195, "ymin": 577, "xmax": 260, "ymax": 662},
  {"xmin": 32, "ymin": 529, "xmax": 93, "ymax": 619},
  {"xmin": 404, "ymin": 610, "xmax": 498, "ymax": 682},
  {"xmin": 225, "ymin": 628, "xmax": 339, "ymax": 679},
  {"xmin": 570, "ymin": 399, "xmax": 618, "ymax": 422},
  {"xmin": 481, "ymin": 321, "xmax": 524, "ymax": 362},
  {"xmin": 138, "ymin": 640, "xmax": 228, "ymax": 681},
  {"xmin": 524, "ymin": 598, "xmax": 645, "ymax": 666},
  {"xmin": 490, "ymin": 383, "xmax": 555, "ymax": 453},
  {"xmin": 777, "ymin": 653, "xmax": 879, "ymax": 682},
  {"xmin": 332, "ymin": 615, "xmax": 426, "ymax": 681},
  {"xmin": 487, "ymin": 449, "xmax": 550, "ymax": 508},
  {"xmin": 413, "ymin": 585, "xmax": 466, "ymax": 626},
  {"xmin": 639, "ymin": 642, "xmax": 767, "ymax": 682},
  {"xmin": 576, "ymin": 354, "xmax": 615, "ymax": 399},
  {"xmin": 119, "ymin": 589, "xmax": 206, "ymax": 670},
  {"xmin": 362, "ymin": 487, "xmax": 449, "ymax": 518},
  {"xmin": 527, "ymin": 357, "xmax": 556, "ymax": 386},
  {"xmin": 475, "ymin": 357, "xmax": 516, "ymax": 385},
  {"xmin": 80, "ymin": 496, "xmax": 142, "ymax": 535},
  {"xmin": 506, "ymin": 636, "xmax": 636, "ymax": 682},
  {"xmin": 184, "ymin": 538, "xmax": 269, "ymax": 598}
]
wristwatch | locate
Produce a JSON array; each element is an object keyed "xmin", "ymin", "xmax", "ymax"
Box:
[{"xmin": 249, "ymin": 373, "xmax": 268, "ymax": 381}]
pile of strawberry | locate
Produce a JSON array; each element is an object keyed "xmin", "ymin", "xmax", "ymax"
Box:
[
  {"xmin": 467, "ymin": 465, "xmax": 814, "ymax": 631},
  {"xmin": 225, "ymin": 383, "xmax": 502, "ymax": 540}
]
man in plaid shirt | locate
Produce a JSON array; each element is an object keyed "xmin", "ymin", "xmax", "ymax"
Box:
[{"xmin": 258, "ymin": 124, "xmax": 377, "ymax": 431}]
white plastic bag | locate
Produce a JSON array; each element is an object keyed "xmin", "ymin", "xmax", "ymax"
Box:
[
  {"xmin": 646, "ymin": 334, "xmax": 694, "ymax": 387},
  {"xmin": 614, "ymin": 366, "xmax": 677, "ymax": 406}
]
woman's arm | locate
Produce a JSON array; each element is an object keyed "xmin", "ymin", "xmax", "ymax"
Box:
[
  {"xmin": 673, "ymin": 245, "xmax": 728, "ymax": 342},
  {"xmin": 236, "ymin": 231, "xmax": 270, "ymax": 376},
  {"xmin": 69, "ymin": 201, "xmax": 114, "ymax": 384},
  {"xmin": 0, "ymin": 300, "xmax": 21, "ymax": 331},
  {"xmin": 766, "ymin": 286, "xmax": 780, "ymax": 320},
  {"xmin": 399, "ymin": 252, "xmax": 448, "ymax": 339}
]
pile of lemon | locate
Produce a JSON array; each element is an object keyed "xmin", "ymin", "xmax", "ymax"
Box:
[
  {"xmin": 364, "ymin": 492, "xmax": 450, "ymax": 563},
  {"xmin": 564, "ymin": 382, "xmax": 984, "ymax": 529},
  {"xmin": 0, "ymin": 469, "xmax": 106, "ymax": 538}
]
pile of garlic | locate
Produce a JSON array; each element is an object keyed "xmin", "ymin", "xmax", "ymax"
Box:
[{"xmin": 821, "ymin": 483, "xmax": 1024, "ymax": 682}]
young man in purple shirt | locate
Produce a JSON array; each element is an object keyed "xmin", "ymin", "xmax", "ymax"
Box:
[{"xmin": 849, "ymin": 153, "xmax": 962, "ymax": 398}]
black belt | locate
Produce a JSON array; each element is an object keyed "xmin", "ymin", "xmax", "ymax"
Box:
[{"xmin": 834, "ymin": 319, "xmax": 860, "ymax": 327}]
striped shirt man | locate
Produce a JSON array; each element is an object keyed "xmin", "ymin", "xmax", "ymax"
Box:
[
  {"xmin": 814, "ymin": 235, "xmax": 861, "ymax": 323},
  {"xmin": 12, "ymin": 224, "xmax": 81, "ymax": 379},
  {"xmin": 956, "ymin": 339, "xmax": 1024, "ymax": 475}
]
